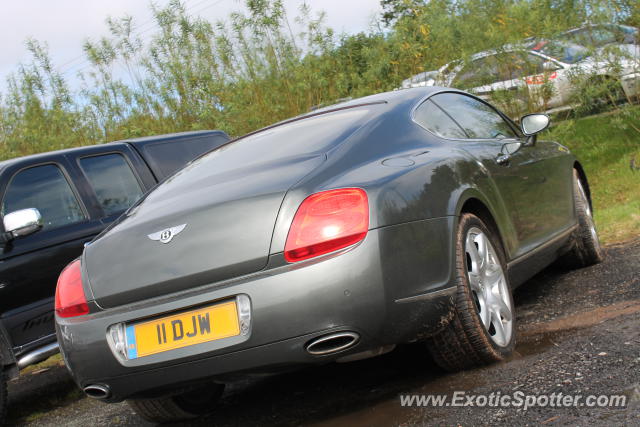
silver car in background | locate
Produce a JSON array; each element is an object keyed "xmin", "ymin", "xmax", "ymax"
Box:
[{"xmin": 401, "ymin": 24, "xmax": 639, "ymax": 113}]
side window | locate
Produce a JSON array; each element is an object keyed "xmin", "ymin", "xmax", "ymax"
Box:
[
  {"xmin": 414, "ymin": 100, "xmax": 468, "ymax": 139},
  {"xmin": 2, "ymin": 164, "xmax": 86, "ymax": 231},
  {"xmin": 79, "ymin": 154, "xmax": 144, "ymax": 216},
  {"xmin": 431, "ymin": 93, "xmax": 518, "ymax": 140},
  {"xmin": 142, "ymin": 136, "xmax": 227, "ymax": 178}
]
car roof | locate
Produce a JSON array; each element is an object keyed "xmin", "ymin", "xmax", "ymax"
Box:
[
  {"xmin": 264, "ymin": 87, "xmax": 449, "ymax": 125},
  {"xmin": 309, "ymin": 86, "xmax": 446, "ymax": 113},
  {"xmin": 0, "ymin": 130, "xmax": 225, "ymax": 172},
  {"xmin": 215, "ymin": 87, "xmax": 455, "ymax": 147}
]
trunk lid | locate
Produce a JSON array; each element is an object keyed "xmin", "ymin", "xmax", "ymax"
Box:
[{"xmin": 85, "ymin": 153, "xmax": 324, "ymax": 308}]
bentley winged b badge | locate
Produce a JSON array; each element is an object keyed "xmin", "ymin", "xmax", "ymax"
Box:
[{"xmin": 148, "ymin": 224, "xmax": 187, "ymax": 244}]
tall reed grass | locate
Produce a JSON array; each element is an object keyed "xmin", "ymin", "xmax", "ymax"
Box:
[{"xmin": 0, "ymin": 0, "xmax": 638, "ymax": 160}]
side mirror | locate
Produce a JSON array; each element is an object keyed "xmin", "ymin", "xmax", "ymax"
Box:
[
  {"xmin": 496, "ymin": 141, "xmax": 523, "ymax": 165},
  {"xmin": 520, "ymin": 114, "xmax": 550, "ymax": 136},
  {"xmin": 503, "ymin": 141, "xmax": 523, "ymax": 155},
  {"xmin": 3, "ymin": 208, "xmax": 43, "ymax": 239}
]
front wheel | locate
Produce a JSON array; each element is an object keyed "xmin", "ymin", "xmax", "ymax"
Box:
[
  {"xmin": 127, "ymin": 382, "xmax": 224, "ymax": 424},
  {"xmin": 563, "ymin": 170, "xmax": 603, "ymax": 268},
  {"xmin": 427, "ymin": 213, "xmax": 515, "ymax": 372}
]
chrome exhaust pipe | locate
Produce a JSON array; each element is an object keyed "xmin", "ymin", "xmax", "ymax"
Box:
[
  {"xmin": 17, "ymin": 342, "xmax": 59, "ymax": 370},
  {"xmin": 306, "ymin": 331, "xmax": 360, "ymax": 355},
  {"xmin": 83, "ymin": 384, "xmax": 111, "ymax": 400}
]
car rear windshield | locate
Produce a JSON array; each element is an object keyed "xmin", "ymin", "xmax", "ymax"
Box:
[{"xmin": 190, "ymin": 106, "xmax": 376, "ymax": 172}]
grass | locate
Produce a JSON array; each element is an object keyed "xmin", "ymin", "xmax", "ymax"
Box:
[
  {"xmin": 549, "ymin": 105, "xmax": 640, "ymax": 244},
  {"xmin": 18, "ymin": 353, "xmax": 64, "ymax": 375}
]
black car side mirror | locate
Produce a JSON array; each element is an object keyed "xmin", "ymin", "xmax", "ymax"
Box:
[
  {"xmin": 3, "ymin": 208, "xmax": 43, "ymax": 241},
  {"xmin": 520, "ymin": 114, "xmax": 551, "ymax": 146},
  {"xmin": 496, "ymin": 141, "xmax": 523, "ymax": 165}
]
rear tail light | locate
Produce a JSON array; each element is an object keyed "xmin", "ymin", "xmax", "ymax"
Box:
[
  {"xmin": 284, "ymin": 188, "xmax": 369, "ymax": 262},
  {"xmin": 55, "ymin": 259, "xmax": 89, "ymax": 318}
]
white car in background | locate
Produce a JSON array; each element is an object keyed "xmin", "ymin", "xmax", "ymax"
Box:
[{"xmin": 401, "ymin": 24, "xmax": 639, "ymax": 113}]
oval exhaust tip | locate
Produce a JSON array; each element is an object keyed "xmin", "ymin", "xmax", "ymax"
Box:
[
  {"xmin": 306, "ymin": 331, "xmax": 360, "ymax": 355},
  {"xmin": 83, "ymin": 384, "xmax": 111, "ymax": 400}
]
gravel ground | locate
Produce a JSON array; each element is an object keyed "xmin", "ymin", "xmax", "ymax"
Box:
[{"xmin": 6, "ymin": 238, "xmax": 640, "ymax": 426}]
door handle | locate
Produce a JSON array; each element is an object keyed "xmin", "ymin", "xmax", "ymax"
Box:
[{"xmin": 496, "ymin": 154, "xmax": 511, "ymax": 165}]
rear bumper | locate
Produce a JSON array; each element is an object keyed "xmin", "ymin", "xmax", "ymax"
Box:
[{"xmin": 57, "ymin": 217, "xmax": 456, "ymax": 402}]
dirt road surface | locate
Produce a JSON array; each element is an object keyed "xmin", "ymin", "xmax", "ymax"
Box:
[{"xmin": 6, "ymin": 238, "xmax": 640, "ymax": 426}]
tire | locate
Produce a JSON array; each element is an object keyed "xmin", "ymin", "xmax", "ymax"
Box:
[
  {"xmin": 427, "ymin": 213, "xmax": 515, "ymax": 372},
  {"xmin": 563, "ymin": 170, "xmax": 603, "ymax": 268},
  {"xmin": 0, "ymin": 371, "xmax": 6, "ymax": 426},
  {"xmin": 127, "ymin": 382, "xmax": 224, "ymax": 424}
]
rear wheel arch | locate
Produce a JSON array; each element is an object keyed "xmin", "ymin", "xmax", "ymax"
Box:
[{"xmin": 457, "ymin": 196, "xmax": 508, "ymax": 262}]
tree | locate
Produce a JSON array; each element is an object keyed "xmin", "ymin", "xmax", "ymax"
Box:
[{"xmin": 380, "ymin": 0, "xmax": 426, "ymax": 26}]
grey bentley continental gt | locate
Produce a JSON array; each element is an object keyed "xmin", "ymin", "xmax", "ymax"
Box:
[{"xmin": 55, "ymin": 87, "xmax": 601, "ymax": 423}]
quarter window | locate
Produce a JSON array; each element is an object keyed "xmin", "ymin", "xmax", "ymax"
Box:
[
  {"xmin": 2, "ymin": 164, "xmax": 85, "ymax": 231},
  {"xmin": 431, "ymin": 93, "xmax": 518, "ymax": 140},
  {"xmin": 80, "ymin": 154, "xmax": 144, "ymax": 216},
  {"xmin": 414, "ymin": 100, "xmax": 468, "ymax": 139}
]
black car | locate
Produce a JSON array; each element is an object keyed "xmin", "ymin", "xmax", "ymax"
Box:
[{"xmin": 0, "ymin": 130, "xmax": 229, "ymax": 423}]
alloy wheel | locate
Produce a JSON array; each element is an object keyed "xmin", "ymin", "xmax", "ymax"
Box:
[{"xmin": 464, "ymin": 227, "xmax": 513, "ymax": 347}]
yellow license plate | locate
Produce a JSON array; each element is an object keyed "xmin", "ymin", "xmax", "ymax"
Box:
[{"xmin": 125, "ymin": 301, "xmax": 240, "ymax": 359}]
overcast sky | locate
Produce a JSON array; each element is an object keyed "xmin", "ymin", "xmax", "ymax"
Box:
[{"xmin": 0, "ymin": 0, "xmax": 382, "ymax": 92}]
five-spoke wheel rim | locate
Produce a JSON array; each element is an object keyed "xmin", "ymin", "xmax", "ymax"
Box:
[{"xmin": 465, "ymin": 227, "xmax": 513, "ymax": 347}]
